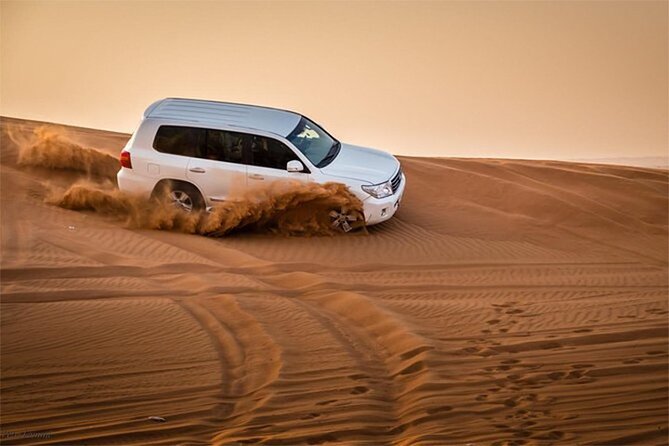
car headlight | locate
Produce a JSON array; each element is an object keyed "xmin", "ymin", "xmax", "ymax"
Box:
[{"xmin": 362, "ymin": 180, "xmax": 393, "ymax": 199}]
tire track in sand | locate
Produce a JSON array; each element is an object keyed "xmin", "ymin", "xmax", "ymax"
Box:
[
  {"xmin": 176, "ymin": 296, "xmax": 282, "ymax": 438},
  {"xmin": 248, "ymin": 266, "xmax": 440, "ymax": 444},
  {"xmin": 297, "ymin": 290, "xmax": 441, "ymax": 444}
]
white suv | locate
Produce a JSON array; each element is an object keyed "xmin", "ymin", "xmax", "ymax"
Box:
[{"xmin": 117, "ymin": 98, "xmax": 405, "ymax": 229}]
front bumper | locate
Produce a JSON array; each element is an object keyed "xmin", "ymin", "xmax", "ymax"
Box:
[{"xmin": 362, "ymin": 173, "xmax": 406, "ymax": 225}]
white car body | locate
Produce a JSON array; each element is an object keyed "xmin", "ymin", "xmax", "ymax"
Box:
[{"xmin": 117, "ymin": 98, "xmax": 405, "ymax": 225}]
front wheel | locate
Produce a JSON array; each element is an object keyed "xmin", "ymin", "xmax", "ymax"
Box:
[{"xmin": 329, "ymin": 207, "xmax": 364, "ymax": 233}]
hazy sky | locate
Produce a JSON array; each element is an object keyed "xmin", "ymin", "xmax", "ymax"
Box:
[{"xmin": 1, "ymin": 0, "xmax": 667, "ymax": 160}]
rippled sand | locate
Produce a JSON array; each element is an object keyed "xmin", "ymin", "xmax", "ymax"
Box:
[{"xmin": 1, "ymin": 117, "xmax": 667, "ymax": 445}]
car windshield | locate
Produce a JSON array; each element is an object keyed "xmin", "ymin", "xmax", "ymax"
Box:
[{"xmin": 286, "ymin": 117, "xmax": 338, "ymax": 167}]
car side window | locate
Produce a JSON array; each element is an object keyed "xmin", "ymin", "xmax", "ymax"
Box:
[
  {"xmin": 205, "ymin": 129, "xmax": 245, "ymax": 164},
  {"xmin": 249, "ymin": 135, "xmax": 299, "ymax": 170},
  {"xmin": 153, "ymin": 126, "xmax": 205, "ymax": 158}
]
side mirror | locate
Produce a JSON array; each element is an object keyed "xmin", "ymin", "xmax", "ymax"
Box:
[{"xmin": 287, "ymin": 160, "xmax": 305, "ymax": 172}]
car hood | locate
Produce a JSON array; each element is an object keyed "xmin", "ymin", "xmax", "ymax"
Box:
[{"xmin": 319, "ymin": 143, "xmax": 399, "ymax": 184}]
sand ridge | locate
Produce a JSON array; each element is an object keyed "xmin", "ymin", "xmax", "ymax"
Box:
[{"xmin": 1, "ymin": 117, "xmax": 667, "ymax": 445}]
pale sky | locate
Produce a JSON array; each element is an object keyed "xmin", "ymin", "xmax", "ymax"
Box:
[{"xmin": 1, "ymin": 0, "xmax": 667, "ymax": 160}]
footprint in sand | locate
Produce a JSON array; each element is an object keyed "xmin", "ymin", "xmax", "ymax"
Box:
[
  {"xmin": 399, "ymin": 361, "xmax": 426, "ymax": 375},
  {"xmin": 548, "ymin": 371, "xmax": 565, "ymax": 380},
  {"xmin": 571, "ymin": 363, "xmax": 594, "ymax": 369},
  {"xmin": 426, "ymin": 405, "xmax": 453, "ymax": 415},
  {"xmin": 479, "ymin": 348, "xmax": 501, "ymax": 357},
  {"xmin": 536, "ymin": 430, "xmax": 565, "ymax": 440},
  {"xmin": 503, "ymin": 398, "xmax": 518, "ymax": 407},
  {"xmin": 523, "ymin": 393, "xmax": 538, "ymax": 402},
  {"xmin": 306, "ymin": 434, "xmax": 337, "ymax": 445},
  {"xmin": 300, "ymin": 412, "xmax": 321, "ymax": 420},
  {"xmin": 348, "ymin": 373, "xmax": 369, "ymax": 381},
  {"xmin": 512, "ymin": 429, "xmax": 532, "ymax": 438},
  {"xmin": 462, "ymin": 346, "xmax": 481, "ymax": 354},
  {"xmin": 350, "ymin": 386, "xmax": 369, "ymax": 395},
  {"xmin": 399, "ymin": 345, "xmax": 434, "ymax": 360},
  {"xmin": 316, "ymin": 399, "xmax": 337, "ymax": 406}
]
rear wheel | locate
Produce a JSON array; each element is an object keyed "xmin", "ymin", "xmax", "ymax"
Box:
[{"xmin": 154, "ymin": 181, "xmax": 205, "ymax": 213}]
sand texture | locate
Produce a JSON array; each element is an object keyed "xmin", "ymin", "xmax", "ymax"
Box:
[{"xmin": 1, "ymin": 117, "xmax": 667, "ymax": 445}]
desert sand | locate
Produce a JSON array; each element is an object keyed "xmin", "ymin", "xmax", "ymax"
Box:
[{"xmin": 1, "ymin": 116, "xmax": 667, "ymax": 445}]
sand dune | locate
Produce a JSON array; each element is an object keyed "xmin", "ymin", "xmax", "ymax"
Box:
[{"xmin": 1, "ymin": 116, "xmax": 667, "ymax": 445}]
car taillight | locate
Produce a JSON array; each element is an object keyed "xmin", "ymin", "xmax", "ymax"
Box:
[{"xmin": 120, "ymin": 150, "xmax": 132, "ymax": 169}]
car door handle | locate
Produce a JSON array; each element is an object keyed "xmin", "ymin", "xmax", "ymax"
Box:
[
  {"xmin": 250, "ymin": 173, "xmax": 264, "ymax": 180},
  {"xmin": 189, "ymin": 167, "xmax": 206, "ymax": 173}
]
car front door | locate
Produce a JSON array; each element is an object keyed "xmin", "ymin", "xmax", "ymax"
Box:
[
  {"xmin": 245, "ymin": 135, "xmax": 311, "ymax": 187},
  {"xmin": 185, "ymin": 128, "xmax": 248, "ymax": 204}
]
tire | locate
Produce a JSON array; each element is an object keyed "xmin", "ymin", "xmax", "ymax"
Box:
[
  {"xmin": 153, "ymin": 181, "xmax": 205, "ymax": 213},
  {"xmin": 329, "ymin": 207, "xmax": 364, "ymax": 233}
]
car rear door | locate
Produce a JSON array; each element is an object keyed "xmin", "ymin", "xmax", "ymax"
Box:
[
  {"xmin": 185, "ymin": 128, "xmax": 248, "ymax": 204},
  {"xmin": 152, "ymin": 124, "xmax": 205, "ymax": 184},
  {"xmin": 246, "ymin": 135, "xmax": 311, "ymax": 187}
]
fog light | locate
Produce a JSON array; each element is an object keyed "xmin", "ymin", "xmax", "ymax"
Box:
[{"xmin": 381, "ymin": 208, "xmax": 388, "ymax": 217}]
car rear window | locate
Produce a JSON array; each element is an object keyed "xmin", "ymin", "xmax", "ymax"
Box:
[{"xmin": 205, "ymin": 129, "xmax": 245, "ymax": 164}]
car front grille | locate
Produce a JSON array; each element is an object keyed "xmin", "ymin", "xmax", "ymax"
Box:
[{"xmin": 391, "ymin": 167, "xmax": 402, "ymax": 193}]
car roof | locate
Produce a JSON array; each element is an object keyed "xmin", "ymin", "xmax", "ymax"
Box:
[{"xmin": 144, "ymin": 98, "xmax": 303, "ymax": 137}]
